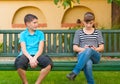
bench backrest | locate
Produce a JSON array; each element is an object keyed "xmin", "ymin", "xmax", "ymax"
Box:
[
  {"xmin": 101, "ymin": 30, "xmax": 120, "ymax": 56},
  {"xmin": 0, "ymin": 30, "xmax": 120, "ymax": 57}
]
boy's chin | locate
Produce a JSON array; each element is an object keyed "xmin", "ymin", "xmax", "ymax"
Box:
[{"xmin": 33, "ymin": 28, "xmax": 37, "ymax": 30}]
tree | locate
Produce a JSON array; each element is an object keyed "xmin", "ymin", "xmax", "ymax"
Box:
[
  {"xmin": 107, "ymin": 0, "xmax": 120, "ymax": 28},
  {"xmin": 54, "ymin": 0, "xmax": 120, "ymax": 29},
  {"xmin": 54, "ymin": 0, "xmax": 120, "ymax": 9},
  {"xmin": 112, "ymin": 2, "xmax": 120, "ymax": 28},
  {"xmin": 54, "ymin": 0, "xmax": 80, "ymax": 9},
  {"xmin": 108, "ymin": 0, "xmax": 120, "ymax": 5}
]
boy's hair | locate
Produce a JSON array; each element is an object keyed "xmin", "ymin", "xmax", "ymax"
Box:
[
  {"xmin": 84, "ymin": 12, "xmax": 95, "ymax": 22},
  {"xmin": 24, "ymin": 14, "xmax": 38, "ymax": 24}
]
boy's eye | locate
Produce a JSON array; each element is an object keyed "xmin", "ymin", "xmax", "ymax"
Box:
[
  {"xmin": 34, "ymin": 22, "xmax": 37, "ymax": 24},
  {"xmin": 90, "ymin": 22, "xmax": 93, "ymax": 24}
]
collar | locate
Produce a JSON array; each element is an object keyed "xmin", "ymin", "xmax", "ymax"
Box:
[
  {"xmin": 26, "ymin": 28, "xmax": 37, "ymax": 36},
  {"xmin": 25, "ymin": 28, "xmax": 37, "ymax": 35}
]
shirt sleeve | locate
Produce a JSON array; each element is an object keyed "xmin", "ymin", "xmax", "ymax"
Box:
[
  {"xmin": 97, "ymin": 30, "xmax": 104, "ymax": 45},
  {"xmin": 39, "ymin": 31, "xmax": 45, "ymax": 41},
  {"xmin": 19, "ymin": 32, "xmax": 25, "ymax": 43},
  {"xmin": 73, "ymin": 30, "xmax": 80, "ymax": 45}
]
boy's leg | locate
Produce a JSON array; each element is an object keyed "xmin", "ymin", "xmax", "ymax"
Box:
[
  {"xmin": 35, "ymin": 55, "xmax": 53, "ymax": 84},
  {"xmin": 15, "ymin": 55, "xmax": 29, "ymax": 84},
  {"xmin": 17, "ymin": 68, "xmax": 28, "ymax": 84},
  {"xmin": 35, "ymin": 64, "xmax": 51, "ymax": 84}
]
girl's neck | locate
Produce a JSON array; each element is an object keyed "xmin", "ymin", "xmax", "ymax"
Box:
[
  {"xmin": 83, "ymin": 27, "xmax": 95, "ymax": 34},
  {"xmin": 84, "ymin": 27, "xmax": 94, "ymax": 30}
]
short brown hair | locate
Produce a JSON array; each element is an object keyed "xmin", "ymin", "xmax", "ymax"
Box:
[
  {"xmin": 24, "ymin": 14, "xmax": 38, "ymax": 24},
  {"xmin": 84, "ymin": 12, "xmax": 95, "ymax": 22}
]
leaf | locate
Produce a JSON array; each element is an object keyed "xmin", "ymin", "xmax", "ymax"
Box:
[
  {"xmin": 77, "ymin": 0, "xmax": 80, "ymax": 4},
  {"xmin": 113, "ymin": 0, "xmax": 120, "ymax": 5},
  {"xmin": 71, "ymin": 1, "xmax": 74, "ymax": 8},
  {"xmin": 54, "ymin": 0, "xmax": 60, "ymax": 5},
  {"xmin": 62, "ymin": 1, "xmax": 69, "ymax": 9},
  {"xmin": 107, "ymin": 0, "xmax": 113, "ymax": 3}
]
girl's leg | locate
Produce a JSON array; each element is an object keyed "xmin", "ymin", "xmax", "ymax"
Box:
[
  {"xmin": 73, "ymin": 48, "xmax": 100, "ymax": 74},
  {"xmin": 67, "ymin": 48, "xmax": 100, "ymax": 80},
  {"xmin": 83, "ymin": 59, "xmax": 94, "ymax": 84}
]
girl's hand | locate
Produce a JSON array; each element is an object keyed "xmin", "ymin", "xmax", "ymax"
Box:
[
  {"xmin": 84, "ymin": 45, "xmax": 90, "ymax": 48},
  {"xmin": 90, "ymin": 45, "xmax": 96, "ymax": 50}
]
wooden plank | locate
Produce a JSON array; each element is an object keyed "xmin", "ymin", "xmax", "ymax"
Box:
[{"xmin": 3, "ymin": 34, "xmax": 7, "ymax": 53}]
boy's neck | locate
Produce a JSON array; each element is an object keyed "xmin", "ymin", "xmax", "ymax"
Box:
[{"xmin": 28, "ymin": 28, "xmax": 35, "ymax": 35}]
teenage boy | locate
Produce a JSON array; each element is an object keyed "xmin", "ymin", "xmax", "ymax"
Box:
[{"xmin": 15, "ymin": 14, "xmax": 53, "ymax": 84}]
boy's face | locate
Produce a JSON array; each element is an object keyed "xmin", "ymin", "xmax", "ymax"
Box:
[
  {"xmin": 26, "ymin": 19, "xmax": 38, "ymax": 31},
  {"xmin": 83, "ymin": 20, "xmax": 94, "ymax": 28}
]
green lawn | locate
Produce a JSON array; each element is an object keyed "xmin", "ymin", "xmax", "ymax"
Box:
[{"xmin": 0, "ymin": 71, "xmax": 120, "ymax": 84}]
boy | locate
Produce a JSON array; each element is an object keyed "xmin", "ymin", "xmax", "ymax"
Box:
[{"xmin": 15, "ymin": 14, "xmax": 53, "ymax": 84}]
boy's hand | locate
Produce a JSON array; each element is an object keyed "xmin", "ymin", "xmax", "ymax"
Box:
[{"xmin": 29, "ymin": 56, "xmax": 38, "ymax": 68}]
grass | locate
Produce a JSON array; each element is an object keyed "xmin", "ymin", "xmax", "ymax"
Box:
[{"xmin": 0, "ymin": 71, "xmax": 120, "ymax": 84}]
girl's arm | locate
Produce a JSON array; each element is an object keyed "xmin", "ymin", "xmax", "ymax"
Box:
[{"xmin": 73, "ymin": 45, "xmax": 85, "ymax": 53}]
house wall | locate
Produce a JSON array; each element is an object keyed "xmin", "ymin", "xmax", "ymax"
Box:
[{"xmin": 0, "ymin": 0, "xmax": 111, "ymax": 29}]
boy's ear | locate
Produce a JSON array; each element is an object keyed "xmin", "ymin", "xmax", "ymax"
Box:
[
  {"xmin": 93, "ymin": 21, "xmax": 95, "ymax": 24},
  {"xmin": 25, "ymin": 22, "xmax": 30, "ymax": 26}
]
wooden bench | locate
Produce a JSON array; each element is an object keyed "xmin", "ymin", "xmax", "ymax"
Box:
[{"xmin": 0, "ymin": 29, "xmax": 120, "ymax": 71}]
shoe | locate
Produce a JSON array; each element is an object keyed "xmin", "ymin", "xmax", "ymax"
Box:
[{"xmin": 66, "ymin": 72, "xmax": 77, "ymax": 80}]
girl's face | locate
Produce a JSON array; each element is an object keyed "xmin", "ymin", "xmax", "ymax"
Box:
[{"xmin": 83, "ymin": 20, "xmax": 94, "ymax": 29}]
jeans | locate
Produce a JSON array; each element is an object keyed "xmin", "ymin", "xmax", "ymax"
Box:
[{"xmin": 72, "ymin": 48, "xmax": 101, "ymax": 84}]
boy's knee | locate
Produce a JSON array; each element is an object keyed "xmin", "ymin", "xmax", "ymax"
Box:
[{"xmin": 37, "ymin": 55, "xmax": 53, "ymax": 69}]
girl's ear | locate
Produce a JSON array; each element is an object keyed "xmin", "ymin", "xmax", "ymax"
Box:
[
  {"xmin": 93, "ymin": 21, "xmax": 96, "ymax": 24},
  {"xmin": 94, "ymin": 22, "xmax": 98, "ymax": 28},
  {"xmin": 82, "ymin": 21, "xmax": 85, "ymax": 24},
  {"xmin": 82, "ymin": 21, "xmax": 86, "ymax": 27},
  {"xmin": 81, "ymin": 21, "xmax": 84, "ymax": 27}
]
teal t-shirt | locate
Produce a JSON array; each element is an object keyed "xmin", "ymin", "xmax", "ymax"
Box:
[{"xmin": 18, "ymin": 28, "xmax": 44, "ymax": 56}]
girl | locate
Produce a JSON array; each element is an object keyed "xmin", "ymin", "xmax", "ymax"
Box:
[{"xmin": 66, "ymin": 12, "xmax": 104, "ymax": 84}]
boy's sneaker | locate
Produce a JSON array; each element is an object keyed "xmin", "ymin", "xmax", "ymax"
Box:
[{"xmin": 66, "ymin": 72, "xmax": 77, "ymax": 80}]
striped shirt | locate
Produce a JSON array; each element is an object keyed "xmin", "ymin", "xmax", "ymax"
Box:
[{"xmin": 73, "ymin": 29, "xmax": 104, "ymax": 48}]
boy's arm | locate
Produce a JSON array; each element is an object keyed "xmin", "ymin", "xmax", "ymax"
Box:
[
  {"xmin": 21, "ymin": 42, "xmax": 38, "ymax": 68},
  {"xmin": 20, "ymin": 42, "xmax": 33, "ymax": 60},
  {"xmin": 34, "ymin": 41, "xmax": 44, "ymax": 59}
]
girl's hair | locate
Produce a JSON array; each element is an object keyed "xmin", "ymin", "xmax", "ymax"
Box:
[
  {"xmin": 84, "ymin": 12, "xmax": 97, "ymax": 28},
  {"xmin": 76, "ymin": 19, "xmax": 81, "ymax": 24},
  {"xmin": 84, "ymin": 12, "xmax": 95, "ymax": 22},
  {"xmin": 24, "ymin": 14, "xmax": 38, "ymax": 24}
]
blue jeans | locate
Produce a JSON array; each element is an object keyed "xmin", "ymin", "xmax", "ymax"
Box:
[{"xmin": 72, "ymin": 48, "xmax": 101, "ymax": 84}]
